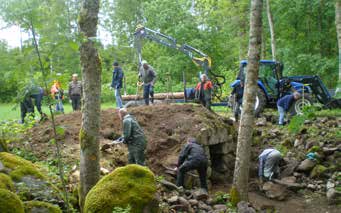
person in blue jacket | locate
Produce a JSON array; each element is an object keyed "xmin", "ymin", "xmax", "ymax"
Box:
[
  {"xmin": 111, "ymin": 62, "xmax": 124, "ymax": 109},
  {"xmin": 277, "ymin": 92, "xmax": 301, "ymax": 125}
]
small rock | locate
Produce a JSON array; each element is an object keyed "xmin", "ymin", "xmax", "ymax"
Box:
[
  {"xmin": 178, "ymin": 196, "xmax": 190, "ymax": 208},
  {"xmin": 198, "ymin": 201, "xmax": 212, "ymax": 211},
  {"xmin": 262, "ymin": 182, "xmax": 288, "ymax": 201},
  {"xmin": 188, "ymin": 199, "xmax": 198, "ymax": 206},
  {"xmin": 100, "ymin": 167, "xmax": 110, "ymax": 175},
  {"xmin": 237, "ymin": 201, "xmax": 256, "ymax": 213},
  {"xmin": 0, "ymin": 160, "xmax": 4, "ymax": 172},
  {"xmin": 326, "ymin": 188, "xmax": 341, "ymax": 204},
  {"xmin": 193, "ymin": 189, "xmax": 209, "ymax": 201},
  {"xmin": 294, "ymin": 138, "xmax": 303, "ymax": 147},
  {"xmin": 160, "ymin": 179, "xmax": 180, "ymax": 191},
  {"xmin": 167, "ymin": 195, "xmax": 178, "ymax": 204},
  {"xmin": 307, "ymin": 184, "xmax": 316, "ymax": 190},
  {"xmin": 213, "ymin": 204, "xmax": 227, "ymax": 211},
  {"xmin": 281, "ymin": 159, "xmax": 299, "ymax": 177},
  {"xmin": 322, "ymin": 146, "xmax": 340, "ymax": 155},
  {"xmin": 296, "ymin": 159, "xmax": 316, "ymax": 172},
  {"xmin": 326, "ymin": 181, "xmax": 335, "ymax": 190}
]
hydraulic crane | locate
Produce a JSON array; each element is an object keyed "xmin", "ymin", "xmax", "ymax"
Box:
[{"xmin": 134, "ymin": 25, "xmax": 225, "ymax": 100}]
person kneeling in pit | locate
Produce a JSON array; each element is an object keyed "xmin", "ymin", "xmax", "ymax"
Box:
[
  {"xmin": 118, "ymin": 108, "xmax": 147, "ymax": 166},
  {"xmin": 176, "ymin": 138, "xmax": 208, "ymax": 192},
  {"xmin": 258, "ymin": 148, "xmax": 283, "ymax": 182}
]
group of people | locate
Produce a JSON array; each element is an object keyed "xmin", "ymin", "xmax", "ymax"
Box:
[
  {"xmin": 118, "ymin": 106, "xmax": 285, "ymax": 193},
  {"xmin": 111, "ymin": 60, "xmax": 214, "ymax": 110},
  {"xmin": 20, "ymin": 74, "xmax": 82, "ymax": 123}
]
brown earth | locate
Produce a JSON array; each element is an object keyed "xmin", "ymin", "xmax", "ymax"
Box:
[{"xmin": 23, "ymin": 104, "xmax": 234, "ymax": 175}]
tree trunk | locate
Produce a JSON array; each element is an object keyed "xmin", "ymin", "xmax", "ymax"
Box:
[
  {"xmin": 336, "ymin": 1, "xmax": 341, "ymax": 91},
  {"xmin": 266, "ymin": 0, "xmax": 276, "ymax": 60},
  {"xmin": 78, "ymin": 0, "xmax": 101, "ymax": 211},
  {"xmin": 233, "ymin": 0, "xmax": 263, "ymax": 202}
]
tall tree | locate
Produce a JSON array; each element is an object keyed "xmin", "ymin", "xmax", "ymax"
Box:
[
  {"xmin": 78, "ymin": 0, "xmax": 101, "ymax": 210},
  {"xmin": 266, "ymin": 0, "xmax": 276, "ymax": 60},
  {"xmin": 233, "ymin": 0, "xmax": 263, "ymax": 201},
  {"xmin": 336, "ymin": 0, "xmax": 341, "ymax": 92}
]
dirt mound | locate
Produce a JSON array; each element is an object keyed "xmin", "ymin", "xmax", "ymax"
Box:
[{"xmin": 24, "ymin": 104, "xmax": 235, "ymax": 177}]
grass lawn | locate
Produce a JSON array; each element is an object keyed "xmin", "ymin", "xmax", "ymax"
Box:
[{"xmin": 0, "ymin": 102, "xmax": 116, "ymax": 122}]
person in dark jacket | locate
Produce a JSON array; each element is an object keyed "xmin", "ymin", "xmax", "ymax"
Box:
[
  {"xmin": 20, "ymin": 95, "xmax": 35, "ymax": 123},
  {"xmin": 68, "ymin": 74, "xmax": 82, "ymax": 111},
  {"xmin": 195, "ymin": 74, "xmax": 213, "ymax": 110},
  {"xmin": 111, "ymin": 62, "xmax": 124, "ymax": 109},
  {"xmin": 258, "ymin": 148, "xmax": 282, "ymax": 181},
  {"xmin": 139, "ymin": 60, "xmax": 156, "ymax": 105},
  {"xmin": 119, "ymin": 108, "xmax": 146, "ymax": 165},
  {"xmin": 277, "ymin": 92, "xmax": 301, "ymax": 125},
  {"xmin": 231, "ymin": 80, "xmax": 244, "ymax": 120},
  {"xmin": 176, "ymin": 138, "xmax": 208, "ymax": 191}
]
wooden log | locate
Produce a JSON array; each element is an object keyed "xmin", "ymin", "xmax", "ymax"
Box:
[{"xmin": 122, "ymin": 92, "xmax": 185, "ymax": 101}]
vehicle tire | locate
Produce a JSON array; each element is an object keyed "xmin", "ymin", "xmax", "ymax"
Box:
[
  {"xmin": 254, "ymin": 88, "xmax": 266, "ymax": 116},
  {"xmin": 289, "ymin": 94, "xmax": 313, "ymax": 116}
]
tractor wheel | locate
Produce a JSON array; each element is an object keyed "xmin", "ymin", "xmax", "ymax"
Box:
[
  {"xmin": 255, "ymin": 88, "xmax": 266, "ymax": 116},
  {"xmin": 289, "ymin": 94, "xmax": 313, "ymax": 116}
]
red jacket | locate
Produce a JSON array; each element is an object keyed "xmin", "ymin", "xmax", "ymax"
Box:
[{"xmin": 195, "ymin": 81, "xmax": 213, "ymax": 91}]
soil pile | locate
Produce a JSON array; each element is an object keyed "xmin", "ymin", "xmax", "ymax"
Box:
[{"xmin": 24, "ymin": 104, "xmax": 235, "ymax": 176}]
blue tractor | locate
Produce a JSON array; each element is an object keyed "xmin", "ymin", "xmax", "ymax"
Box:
[{"xmin": 230, "ymin": 60, "xmax": 340, "ymax": 119}]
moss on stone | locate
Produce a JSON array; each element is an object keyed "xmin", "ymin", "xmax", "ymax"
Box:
[
  {"xmin": 24, "ymin": 201, "xmax": 62, "ymax": 213},
  {"xmin": 0, "ymin": 188, "xmax": 25, "ymax": 213},
  {"xmin": 0, "ymin": 173, "xmax": 15, "ymax": 191},
  {"xmin": 84, "ymin": 164, "xmax": 158, "ymax": 213},
  {"xmin": 0, "ymin": 152, "xmax": 44, "ymax": 181},
  {"xmin": 310, "ymin": 164, "xmax": 327, "ymax": 178},
  {"xmin": 229, "ymin": 186, "xmax": 240, "ymax": 207},
  {"xmin": 308, "ymin": 145, "xmax": 321, "ymax": 153},
  {"xmin": 0, "ymin": 138, "xmax": 8, "ymax": 152}
]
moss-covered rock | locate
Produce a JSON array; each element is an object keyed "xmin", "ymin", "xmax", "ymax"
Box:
[
  {"xmin": 0, "ymin": 139, "xmax": 8, "ymax": 152},
  {"xmin": 24, "ymin": 201, "xmax": 62, "ymax": 213},
  {"xmin": 310, "ymin": 164, "xmax": 327, "ymax": 178},
  {"xmin": 84, "ymin": 164, "xmax": 158, "ymax": 213},
  {"xmin": 0, "ymin": 152, "xmax": 44, "ymax": 181},
  {"xmin": 0, "ymin": 188, "xmax": 25, "ymax": 213},
  {"xmin": 0, "ymin": 173, "xmax": 14, "ymax": 191}
]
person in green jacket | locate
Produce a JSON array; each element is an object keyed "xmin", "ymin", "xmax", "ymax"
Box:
[{"xmin": 119, "ymin": 108, "xmax": 147, "ymax": 165}]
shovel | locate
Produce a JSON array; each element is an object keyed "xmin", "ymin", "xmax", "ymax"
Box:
[{"xmin": 101, "ymin": 139, "xmax": 124, "ymax": 151}]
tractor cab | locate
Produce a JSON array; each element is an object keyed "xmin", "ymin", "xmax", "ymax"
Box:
[{"xmin": 237, "ymin": 60, "xmax": 283, "ymax": 103}]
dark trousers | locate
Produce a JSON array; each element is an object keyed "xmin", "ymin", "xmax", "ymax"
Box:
[
  {"xmin": 20, "ymin": 99, "xmax": 34, "ymax": 123},
  {"xmin": 30, "ymin": 93, "xmax": 43, "ymax": 114},
  {"xmin": 176, "ymin": 160, "xmax": 208, "ymax": 190},
  {"xmin": 71, "ymin": 95, "xmax": 81, "ymax": 111},
  {"xmin": 143, "ymin": 84, "xmax": 154, "ymax": 105},
  {"xmin": 200, "ymin": 99, "xmax": 211, "ymax": 110},
  {"xmin": 127, "ymin": 144, "xmax": 145, "ymax": 166}
]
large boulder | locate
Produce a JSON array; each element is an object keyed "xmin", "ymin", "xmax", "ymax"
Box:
[
  {"xmin": 84, "ymin": 164, "xmax": 158, "ymax": 213},
  {"xmin": 296, "ymin": 159, "xmax": 316, "ymax": 172},
  {"xmin": 262, "ymin": 182, "xmax": 288, "ymax": 201},
  {"xmin": 0, "ymin": 188, "xmax": 25, "ymax": 213},
  {"xmin": 24, "ymin": 201, "xmax": 62, "ymax": 213},
  {"xmin": 0, "ymin": 152, "xmax": 62, "ymax": 205}
]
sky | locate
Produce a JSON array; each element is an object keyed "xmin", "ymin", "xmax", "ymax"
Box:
[{"xmin": 0, "ymin": 19, "xmax": 112, "ymax": 48}]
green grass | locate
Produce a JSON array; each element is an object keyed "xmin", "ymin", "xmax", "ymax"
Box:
[{"xmin": 0, "ymin": 102, "xmax": 116, "ymax": 122}]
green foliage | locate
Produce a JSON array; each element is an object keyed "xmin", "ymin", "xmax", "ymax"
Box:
[
  {"xmin": 213, "ymin": 191, "xmax": 230, "ymax": 204},
  {"xmin": 0, "ymin": 118, "xmax": 36, "ymax": 146},
  {"xmin": 0, "ymin": 173, "xmax": 15, "ymax": 191},
  {"xmin": 287, "ymin": 115, "xmax": 306, "ymax": 134}
]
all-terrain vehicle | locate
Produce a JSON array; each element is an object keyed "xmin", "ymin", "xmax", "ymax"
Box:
[{"xmin": 230, "ymin": 60, "xmax": 340, "ymax": 118}]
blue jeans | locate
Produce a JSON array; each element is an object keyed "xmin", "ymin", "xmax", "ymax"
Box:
[
  {"xmin": 277, "ymin": 105, "xmax": 285, "ymax": 125},
  {"xmin": 115, "ymin": 88, "xmax": 123, "ymax": 108},
  {"xmin": 55, "ymin": 97, "xmax": 64, "ymax": 113},
  {"xmin": 143, "ymin": 84, "xmax": 154, "ymax": 105}
]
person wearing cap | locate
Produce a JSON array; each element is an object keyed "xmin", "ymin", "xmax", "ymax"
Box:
[
  {"xmin": 139, "ymin": 60, "xmax": 156, "ymax": 105},
  {"xmin": 111, "ymin": 62, "xmax": 124, "ymax": 109},
  {"xmin": 258, "ymin": 148, "xmax": 282, "ymax": 181},
  {"xmin": 176, "ymin": 138, "xmax": 208, "ymax": 191},
  {"xmin": 119, "ymin": 108, "xmax": 147, "ymax": 165},
  {"xmin": 277, "ymin": 91, "xmax": 301, "ymax": 125},
  {"xmin": 195, "ymin": 74, "xmax": 213, "ymax": 110},
  {"xmin": 68, "ymin": 74, "xmax": 82, "ymax": 111}
]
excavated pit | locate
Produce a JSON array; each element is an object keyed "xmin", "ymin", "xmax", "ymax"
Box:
[{"xmin": 23, "ymin": 104, "xmax": 237, "ymax": 185}]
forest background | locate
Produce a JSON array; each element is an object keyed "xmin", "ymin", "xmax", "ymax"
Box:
[{"xmin": 0, "ymin": 0, "xmax": 338, "ymax": 104}]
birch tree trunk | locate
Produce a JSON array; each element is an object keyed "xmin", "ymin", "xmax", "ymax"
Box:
[
  {"xmin": 266, "ymin": 0, "xmax": 276, "ymax": 60},
  {"xmin": 78, "ymin": 0, "xmax": 101, "ymax": 210},
  {"xmin": 336, "ymin": 1, "xmax": 341, "ymax": 92},
  {"xmin": 233, "ymin": 0, "xmax": 263, "ymax": 201}
]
